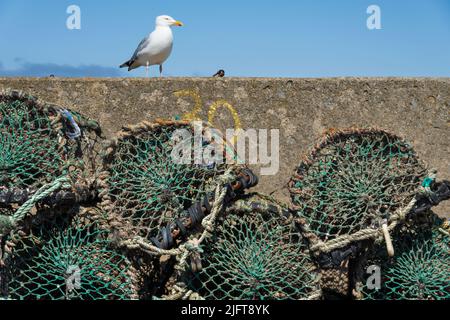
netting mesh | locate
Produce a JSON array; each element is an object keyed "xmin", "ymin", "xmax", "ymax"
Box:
[
  {"xmin": 1, "ymin": 208, "xmax": 136, "ymax": 300},
  {"xmin": 0, "ymin": 90, "xmax": 102, "ymax": 201},
  {"xmin": 289, "ymin": 128, "xmax": 428, "ymax": 246},
  {"xmin": 359, "ymin": 220, "xmax": 449, "ymax": 300},
  {"xmin": 0, "ymin": 93, "xmax": 64, "ymax": 190},
  {"xmin": 184, "ymin": 194, "xmax": 321, "ymax": 300},
  {"xmin": 0, "ymin": 90, "xmax": 103, "ymax": 258},
  {"xmin": 100, "ymin": 120, "xmax": 227, "ymax": 241}
]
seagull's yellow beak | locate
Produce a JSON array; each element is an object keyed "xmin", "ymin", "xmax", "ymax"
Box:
[{"xmin": 173, "ymin": 20, "xmax": 184, "ymax": 27}]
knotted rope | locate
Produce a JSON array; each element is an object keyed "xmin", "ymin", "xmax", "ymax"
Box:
[
  {"xmin": 127, "ymin": 169, "xmax": 235, "ymax": 300},
  {"xmin": 119, "ymin": 169, "xmax": 234, "ymax": 258},
  {"xmin": 0, "ymin": 176, "xmax": 71, "ymax": 235},
  {"xmin": 309, "ymin": 197, "xmax": 417, "ymax": 254}
]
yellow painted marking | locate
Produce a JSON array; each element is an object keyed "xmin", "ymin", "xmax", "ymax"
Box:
[
  {"xmin": 174, "ymin": 89, "xmax": 243, "ymax": 150},
  {"xmin": 208, "ymin": 99, "xmax": 242, "ymax": 132},
  {"xmin": 174, "ymin": 89, "xmax": 203, "ymax": 121}
]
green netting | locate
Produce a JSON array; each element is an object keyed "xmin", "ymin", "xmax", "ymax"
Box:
[
  {"xmin": 184, "ymin": 194, "xmax": 321, "ymax": 300},
  {"xmin": 359, "ymin": 220, "xmax": 449, "ymax": 300},
  {"xmin": 289, "ymin": 128, "xmax": 428, "ymax": 247},
  {"xmin": 100, "ymin": 120, "xmax": 227, "ymax": 241},
  {"xmin": 0, "ymin": 90, "xmax": 103, "ymax": 237},
  {"xmin": 0, "ymin": 93, "xmax": 64, "ymax": 189},
  {"xmin": 1, "ymin": 209, "xmax": 136, "ymax": 300},
  {"xmin": 0, "ymin": 90, "xmax": 102, "ymax": 194}
]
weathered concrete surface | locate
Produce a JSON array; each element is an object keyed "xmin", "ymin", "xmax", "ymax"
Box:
[{"xmin": 1, "ymin": 77, "xmax": 449, "ymax": 217}]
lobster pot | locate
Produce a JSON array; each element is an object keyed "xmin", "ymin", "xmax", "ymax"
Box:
[
  {"xmin": 183, "ymin": 194, "xmax": 321, "ymax": 300},
  {"xmin": 356, "ymin": 217, "xmax": 449, "ymax": 300},
  {"xmin": 0, "ymin": 90, "xmax": 102, "ymax": 237},
  {"xmin": 289, "ymin": 128, "xmax": 431, "ymax": 297},
  {"xmin": 0, "ymin": 206, "xmax": 138, "ymax": 300},
  {"xmin": 99, "ymin": 120, "xmax": 230, "ymax": 243}
]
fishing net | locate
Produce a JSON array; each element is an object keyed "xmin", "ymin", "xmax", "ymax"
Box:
[
  {"xmin": 114, "ymin": 165, "xmax": 259, "ymax": 300},
  {"xmin": 178, "ymin": 194, "xmax": 321, "ymax": 300},
  {"xmin": 99, "ymin": 120, "xmax": 231, "ymax": 244},
  {"xmin": 289, "ymin": 128, "xmax": 430, "ymax": 253},
  {"xmin": 98, "ymin": 119, "xmax": 259, "ymax": 297},
  {"xmin": 0, "ymin": 90, "xmax": 102, "ymax": 237},
  {"xmin": 0, "ymin": 206, "xmax": 138, "ymax": 300},
  {"xmin": 356, "ymin": 218, "xmax": 449, "ymax": 300},
  {"xmin": 0, "ymin": 90, "xmax": 101, "ymax": 191},
  {"xmin": 0, "ymin": 92, "xmax": 63, "ymax": 190}
]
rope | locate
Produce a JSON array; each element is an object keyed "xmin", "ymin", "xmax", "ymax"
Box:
[
  {"xmin": 121, "ymin": 169, "xmax": 236, "ymax": 301},
  {"xmin": 149, "ymin": 183, "xmax": 228, "ymax": 301},
  {"xmin": 174, "ymin": 182, "xmax": 229, "ymax": 273},
  {"xmin": 310, "ymin": 197, "xmax": 417, "ymax": 253},
  {"xmin": 119, "ymin": 169, "xmax": 235, "ymax": 257},
  {"xmin": 156, "ymin": 285, "xmax": 204, "ymax": 301},
  {"xmin": 0, "ymin": 176, "xmax": 71, "ymax": 235},
  {"xmin": 59, "ymin": 109, "xmax": 81, "ymax": 140},
  {"xmin": 309, "ymin": 173, "xmax": 438, "ymax": 255}
]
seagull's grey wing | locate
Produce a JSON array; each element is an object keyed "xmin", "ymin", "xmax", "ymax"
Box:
[
  {"xmin": 120, "ymin": 35, "xmax": 152, "ymax": 70},
  {"xmin": 130, "ymin": 36, "xmax": 150, "ymax": 62}
]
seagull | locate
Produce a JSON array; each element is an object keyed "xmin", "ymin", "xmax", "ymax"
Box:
[{"xmin": 120, "ymin": 15, "xmax": 183, "ymax": 77}]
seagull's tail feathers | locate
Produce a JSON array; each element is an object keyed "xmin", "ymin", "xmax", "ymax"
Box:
[
  {"xmin": 120, "ymin": 59, "xmax": 138, "ymax": 71},
  {"xmin": 120, "ymin": 60, "xmax": 131, "ymax": 69}
]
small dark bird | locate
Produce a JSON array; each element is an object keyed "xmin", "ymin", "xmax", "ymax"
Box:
[{"xmin": 213, "ymin": 69, "xmax": 225, "ymax": 78}]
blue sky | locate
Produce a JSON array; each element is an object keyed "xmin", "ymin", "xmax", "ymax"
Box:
[{"xmin": 0, "ymin": 0, "xmax": 449, "ymax": 77}]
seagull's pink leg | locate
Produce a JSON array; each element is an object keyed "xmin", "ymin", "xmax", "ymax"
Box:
[{"xmin": 146, "ymin": 61, "xmax": 150, "ymax": 78}]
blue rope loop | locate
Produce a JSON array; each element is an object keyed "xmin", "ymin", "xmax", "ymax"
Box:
[{"xmin": 60, "ymin": 109, "xmax": 82, "ymax": 140}]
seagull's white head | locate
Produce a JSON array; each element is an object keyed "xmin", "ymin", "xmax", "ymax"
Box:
[{"xmin": 156, "ymin": 15, "xmax": 184, "ymax": 27}]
